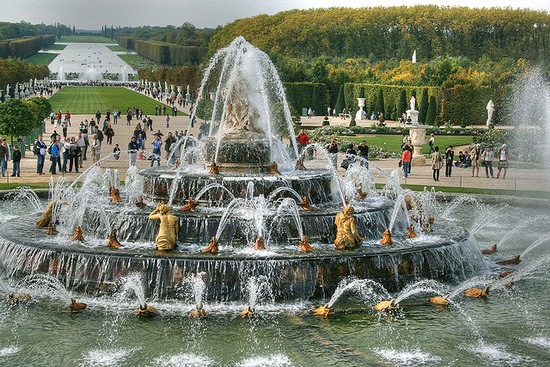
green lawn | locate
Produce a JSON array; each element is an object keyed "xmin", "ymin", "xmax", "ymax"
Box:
[
  {"xmin": 44, "ymin": 44, "xmax": 67, "ymax": 50},
  {"xmin": 118, "ymin": 53, "xmax": 159, "ymax": 69},
  {"xmin": 106, "ymin": 45, "xmax": 128, "ymax": 52},
  {"xmin": 347, "ymin": 135, "xmax": 474, "ymax": 155},
  {"xmin": 26, "ymin": 53, "xmax": 58, "ymax": 65},
  {"xmin": 57, "ymin": 36, "xmax": 115, "ymax": 43},
  {"xmin": 48, "ymin": 86, "xmax": 178, "ymax": 115}
]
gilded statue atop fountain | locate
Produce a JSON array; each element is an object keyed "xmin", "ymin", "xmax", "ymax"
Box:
[
  {"xmin": 148, "ymin": 204, "xmax": 180, "ymax": 251},
  {"xmin": 134, "ymin": 303, "xmax": 158, "ymax": 317},
  {"xmin": 334, "ymin": 206, "xmax": 364, "ymax": 250},
  {"xmin": 221, "ymin": 75, "xmax": 264, "ymax": 138},
  {"xmin": 312, "ymin": 303, "xmax": 334, "ymax": 318},
  {"xmin": 46, "ymin": 222, "xmax": 59, "ymax": 236},
  {"xmin": 295, "ymin": 158, "xmax": 306, "ymax": 170}
]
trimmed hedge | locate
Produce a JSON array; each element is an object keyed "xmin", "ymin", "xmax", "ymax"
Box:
[
  {"xmin": 283, "ymin": 82, "xmax": 329, "ymax": 117},
  {"xmin": 132, "ymin": 39, "xmax": 207, "ymax": 66},
  {"xmin": 118, "ymin": 36, "xmax": 135, "ymax": 50},
  {"xmin": 0, "ymin": 35, "xmax": 56, "ymax": 59},
  {"xmin": 345, "ymin": 82, "xmax": 509, "ymax": 126}
]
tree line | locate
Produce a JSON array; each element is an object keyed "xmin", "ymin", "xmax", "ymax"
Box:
[{"xmin": 210, "ymin": 6, "xmax": 550, "ymax": 65}]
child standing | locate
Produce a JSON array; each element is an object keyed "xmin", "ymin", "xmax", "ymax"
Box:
[{"xmin": 11, "ymin": 145, "xmax": 21, "ymax": 177}]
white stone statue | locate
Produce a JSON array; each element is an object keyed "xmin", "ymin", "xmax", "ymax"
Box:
[
  {"xmin": 486, "ymin": 100, "xmax": 495, "ymax": 126},
  {"xmin": 410, "ymin": 96, "xmax": 416, "ymax": 111}
]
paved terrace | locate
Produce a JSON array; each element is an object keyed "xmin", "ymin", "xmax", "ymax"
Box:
[{"xmin": 2, "ymin": 110, "xmax": 547, "ymax": 197}]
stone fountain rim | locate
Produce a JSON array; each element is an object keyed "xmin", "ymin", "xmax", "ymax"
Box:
[{"xmin": 0, "ymin": 216, "xmax": 469, "ymax": 262}]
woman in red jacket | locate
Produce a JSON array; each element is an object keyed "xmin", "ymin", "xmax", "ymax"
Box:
[{"xmin": 401, "ymin": 147, "xmax": 412, "ymax": 178}]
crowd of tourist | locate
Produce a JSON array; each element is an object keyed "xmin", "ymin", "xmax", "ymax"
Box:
[{"xmin": 1, "ymin": 109, "xmax": 512, "ymax": 185}]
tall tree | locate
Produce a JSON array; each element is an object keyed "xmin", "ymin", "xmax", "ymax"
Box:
[
  {"xmin": 334, "ymin": 85, "xmax": 345, "ymax": 116},
  {"xmin": 419, "ymin": 88, "xmax": 429, "ymax": 123},
  {"xmin": 376, "ymin": 89, "xmax": 385, "ymax": 116},
  {"xmin": 426, "ymin": 95, "xmax": 437, "ymax": 126},
  {"xmin": 397, "ymin": 89, "xmax": 407, "ymax": 117},
  {"xmin": 0, "ymin": 99, "xmax": 38, "ymax": 143}
]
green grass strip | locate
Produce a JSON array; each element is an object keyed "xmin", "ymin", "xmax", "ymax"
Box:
[
  {"xmin": 57, "ymin": 36, "xmax": 115, "ymax": 43},
  {"xmin": 346, "ymin": 135, "xmax": 474, "ymax": 155},
  {"xmin": 48, "ymin": 86, "xmax": 181, "ymax": 115},
  {"xmin": 26, "ymin": 53, "xmax": 58, "ymax": 65}
]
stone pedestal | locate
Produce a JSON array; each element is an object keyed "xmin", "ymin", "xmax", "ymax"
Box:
[
  {"xmin": 407, "ymin": 109, "xmax": 419, "ymax": 125},
  {"xmin": 409, "ymin": 126, "xmax": 427, "ymax": 166},
  {"xmin": 355, "ymin": 98, "xmax": 367, "ymax": 120}
]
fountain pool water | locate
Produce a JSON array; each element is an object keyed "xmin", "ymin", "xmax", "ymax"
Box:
[
  {"xmin": 0, "ymin": 198, "xmax": 548, "ymax": 366},
  {"xmin": 0, "ymin": 37, "xmax": 548, "ymax": 365}
]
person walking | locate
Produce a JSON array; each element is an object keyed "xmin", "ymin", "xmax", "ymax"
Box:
[
  {"xmin": 357, "ymin": 140, "xmax": 369, "ymax": 168},
  {"xmin": 482, "ymin": 146, "xmax": 495, "ymax": 178},
  {"xmin": 49, "ymin": 139, "xmax": 60, "ymax": 175},
  {"xmin": 0, "ymin": 138, "xmax": 7, "ymax": 177},
  {"xmin": 496, "ymin": 144, "xmax": 509, "ymax": 179},
  {"xmin": 34, "ymin": 134, "xmax": 47, "ymax": 175},
  {"xmin": 470, "ymin": 143, "xmax": 481, "ymax": 177},
  {"xmin": 91, "ymin": 134, "xmax": 101, "ymax": 165},
  {"xmin": 431, "ymin": 146, "xmax": 443, "ymax": 181},
  {"xmin": 401, "ymin": 146, "xmax": 412, "ymax": 178},
  {"xmin": 128, "ymin": 136, "xmax": 139, "ymax": 167},
  {"xmin": 76, "ymin": 131, "xmax": 88, "ymax": 168},
  {"xmin": 428, "ymin": 133, "xmax": 435, "ymax": 155},
  {"xmin": 10, "ymin": 145, "xmax": 21, "ymax": 177},
  {"xmin": 296, "ymin": 129, "xmax": 310, "ymax": 155},
  {"xmin": 150, "ymin": 135, "xmax": 162, "ymax": 167},
  {"xmin": 68, "ymin": 137, "xmax": 80, "ymax": 173},
  {"xmin": 326, "ymin": 139, "xmax": 339, "ymax": 168},
  {"xmin": 445, "ymin": 146, "xmax": 454, "ymax": 177}
]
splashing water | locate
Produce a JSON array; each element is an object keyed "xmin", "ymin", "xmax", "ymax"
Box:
[
  {"xmin": 469, "ymin": 203, "xmax": 508, "ymax": 236},
  {"xmin": 153, "ymin": 353, "xmax": 214, "ymax": 367},
  {"xmin": 393, "ymin": 279, "xmax": 449, "ymax": 304},
  {"xmin": 80, "ymin": 348, "xmax": 134, "ymax": 367},
  {"xmin": 118, "ymin": 273, "xmax": 147, "ymax": 309},
  {"xmin": 440, "ymin": 194, "xmax": 479, "ymax": 220},
  {"xmin": 235, "ymin": 354, "xmax": 293, "ymax": 367},
  {"xmin": 184, "ymin": 273, "xmax": 208, "ymax": 311},
  {"xmin": 24, "ymin": 274, "xmax": 73, "ymax": 303},
  {"xmin": 326, "ymin": 277, "xmax": 390, "ymax": 308},
  {"xmin": 244, "ymin": 276, "xmax": 274, "ymax": 311},
  {"xmin": 374, "ymin": 348, "xmax": 441, "ymax": 366}
]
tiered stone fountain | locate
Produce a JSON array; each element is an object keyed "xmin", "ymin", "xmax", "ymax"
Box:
[{"xmin": 0, "ymin": 37, "xmax": 483, "ymax": 303}]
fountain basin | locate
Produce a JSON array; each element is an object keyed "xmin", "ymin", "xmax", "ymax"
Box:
[
  {"xmin": 0, "ymin": 216, "xmax": 483, "ymax": 301},
  {"xmin": 141, "ymin": 167, "xmax": 339, "ymax": 205}
]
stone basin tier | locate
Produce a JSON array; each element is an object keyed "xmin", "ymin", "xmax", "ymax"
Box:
[
  {"xmin": 141, "ymin": 167, "xmax": 337, "ymax": 206},
  {"xmin": 0, "ymin": 217, "xmax": 484, "ymax": 301}
]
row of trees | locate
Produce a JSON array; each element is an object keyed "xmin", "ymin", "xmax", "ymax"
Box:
[
  {"xmin": 116, "ymin": 23, "xmax": 214, "ymax": 48},
  {"xmin": 210, "ymin": 6, "xmax": 550, "ymax": 64},
  {"xmin": 0, "ymin": 58, "xmax": 49, "ymax": 93},
  {"xmin": 0, "ymin": 21, "xmax": 70, "ymax": 41}
]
